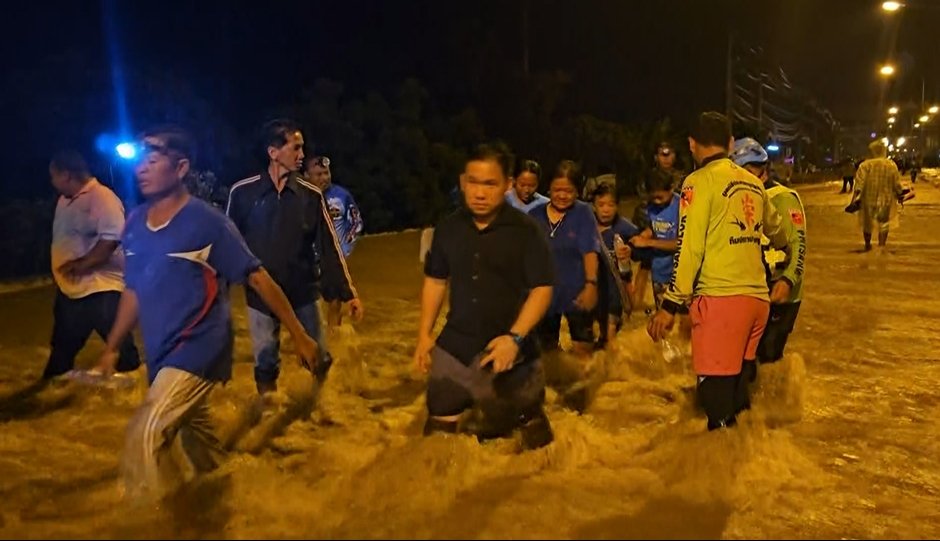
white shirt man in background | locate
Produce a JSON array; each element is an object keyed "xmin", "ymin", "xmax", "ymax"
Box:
[{"xmin": 43, "ymin": 150, "xmax": 140, "ymax": 380}]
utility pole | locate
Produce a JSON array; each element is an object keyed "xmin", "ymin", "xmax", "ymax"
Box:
[
  {"xmin": 757, "ymin": 72, "xmax": 764, "ymax": 138},
  {"xmin": 522, "ymin": 0, "xmax": 530, "ymax": 78},
  {"xmin": 725, "ymin": 32, "xmax": 734, "ymax": 120}
]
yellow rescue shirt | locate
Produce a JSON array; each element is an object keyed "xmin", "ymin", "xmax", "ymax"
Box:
[{"xmin": 662, "ymin": 156, "xmax": 789, "ymax": 311}]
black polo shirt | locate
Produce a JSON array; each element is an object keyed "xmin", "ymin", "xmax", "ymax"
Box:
[
  {"xmin": 425, "ymin": 203, "xmax": 555, "ymax": 365},
  {"xmin": 226, "ymin": 171, "xmax": 355, "ymax": 315}
]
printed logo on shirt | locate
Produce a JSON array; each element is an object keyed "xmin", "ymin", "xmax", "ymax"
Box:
[
  {"xmin": 652, "ymin": 219, "xmax": 675, "ymax": 236},
  {"xmin": 742, "ymin": 193, "xmax": 756, "ymax": 228},
  {"xmin": 327, "ymin": 197, "xmax": 344, "ymax": 220},
  {"xmin": 680, "ymin": 185, "xmax": 694, "ymax": 209},
  {"xmin": 789, "ymin": 209, "xmax": 804, "ymax": 226}
]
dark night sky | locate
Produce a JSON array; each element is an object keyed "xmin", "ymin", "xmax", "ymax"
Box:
[{"xmin": 2, "ymin": 0, "xmax": 938, "ymax": 198}]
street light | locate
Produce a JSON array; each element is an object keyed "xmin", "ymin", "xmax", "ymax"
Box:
[
  {"xmin": 920, "ymin": 115, "xmax": 930, "ymax": 123},
  {"xmin": 889, "ymin": 106, "xmax": 899, "ymax": 115},
  {"xmin": 930, "ymin": 105, "xmax": 939, "ymax": 114},
  {"xmin": 888, "ymin": 116, "xmax": 896, "ymax": 124},
  {"xmin": 897, "ymin": 137, "xmax": 906, "ymax": 147},
  {"xmin": 882, "ymin": 1, "xmax": 903, "ymax": 11},
  {"xmin": 915, "ymin": 123, "xmax": 921, "ymax": 128},
  {"xmin": 880, "ymin": 64, "xmax": 896, "ymax": 77}
]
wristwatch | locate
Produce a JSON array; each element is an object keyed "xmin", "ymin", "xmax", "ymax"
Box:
[{"xmin": 509, "ymin": 332, "xmax": 526, "ymax": 348}]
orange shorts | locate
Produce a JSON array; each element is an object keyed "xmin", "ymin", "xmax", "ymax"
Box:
[{"xmin": 689, "ymin": 295, "xmax": 770, "ymax": 376}]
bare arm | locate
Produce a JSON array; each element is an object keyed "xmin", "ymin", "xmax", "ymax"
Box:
[
  {"xmin": 61, "ymin": 240, "xmax": 119, "ymax": 275},
  {"xmin": 97, "ymin": 289, "xmax": 140, "ymax": 373},
  {"xmin": 414, "ymin": 277, "xmax": 448, "ymax": 373},
  {"xmin": 247, "ymin": 268, "xmax": 307, "ymax": 339},
  {"xmin": 574, "ymin": 251, "xmax": 600, "ymax": 312},
  {"xmin": 583, "ymin": 252, "xmax": 599, "ymax": 282},
  {"xmin": 645, "ymin": 238, "xmax": 678, "ymax": 252},
  {"xmin": 509, "ymin": 286, "xmax": 553, "ymax": 337},
  {"xmin": 418, "ymin": 277, "xmax": 448, "ymax": 339},
  {"xmin": 104, "ymin": 289, "xmax": 140, "ymax": 352},
  {"xmin": 248, "ymin": 268, "xmax": 319, "ymax": 370}
]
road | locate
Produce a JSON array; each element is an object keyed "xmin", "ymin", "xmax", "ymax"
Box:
[{"xmin": 1, "ymin": 179, "xmax": 939, "ymax": 539}]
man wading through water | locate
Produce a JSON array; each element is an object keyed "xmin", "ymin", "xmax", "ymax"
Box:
[
  {"xmin": 648, "ymin": 112, "xmax": 788, "ymax": 431},
  {"xmin": 414, "ymin": 142, "xmax": 555, "ymax": 449}
]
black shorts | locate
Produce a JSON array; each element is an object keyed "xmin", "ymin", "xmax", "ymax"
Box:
[
  {"xmin": 756, "ymin": 302, "xmax": 801, "ymax": 363},
  {"xmin": 537, "ymin": 310, "xmax": 595, "ymax": 349},
  {"xmin": 426, "ymin": 346, "xmax": 545, "ymax": 417}
]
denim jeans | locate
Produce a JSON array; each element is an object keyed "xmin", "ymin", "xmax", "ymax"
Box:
[{"xmin": 247, "ymin": 303, "xmax": 331, "ymax": 387}]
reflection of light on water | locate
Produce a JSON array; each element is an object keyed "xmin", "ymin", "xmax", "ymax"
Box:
[{"xmin": 660, "ymin": 339, "xmax": 682, "ymax": 364}]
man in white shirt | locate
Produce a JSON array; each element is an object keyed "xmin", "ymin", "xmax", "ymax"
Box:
[{"xmin": 43, "ymin": 151, "xmax": 140, "ymax": 380}]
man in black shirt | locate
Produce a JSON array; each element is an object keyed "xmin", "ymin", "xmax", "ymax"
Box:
[
  {"xmin": 227, "ymin": 119, "xmax": 363, "ymax": 396},
  {"xmin": 415, "ymin": 142, "xmax": 555, "ymax": 450}
]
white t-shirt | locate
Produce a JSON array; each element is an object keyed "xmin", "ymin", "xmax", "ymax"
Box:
[{"xmin": 51, "ymin": 178, "xmax": 126, "ymax": 298}]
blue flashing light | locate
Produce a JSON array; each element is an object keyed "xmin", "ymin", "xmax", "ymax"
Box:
[
  {"xmin": 766, "ymin": 144, "xmax": 780, "ymax": 152},
  {"xmin": 115, "ymin": 142, "xmax": 137, "ymax": 160}
]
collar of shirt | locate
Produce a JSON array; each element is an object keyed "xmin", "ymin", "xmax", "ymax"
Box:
[
  {"xmin": 63, "ymin": 178, "xmax": 101, "ymax": 205},
  {"xmin": 258, "ymin": 170, "xmax": 303, "ymax": 195},
  {"xmin": 700, "ymin": 153, "xmax": 729, "ymax": 168}
]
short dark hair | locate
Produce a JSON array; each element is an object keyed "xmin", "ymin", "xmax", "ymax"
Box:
[
  {"xmin": 50, "ymin": 150, "xmax": 90, "ymax": 179},
  {"xmin": 592, "ymin": 183, "xmax": 617, "ymax": 201},
  {"xmin": 468, "ymin": 141, "xmax": 515, "ymax": 178},
  {"xmin": 551, "ymin": 160, "xmax": 583, "ymax": 192},
  {"xmin": 515, "ymin": 158, "xmax": 541, "ymax": 179},
  {"xmin": 140, "ymin": 124, "xmax": 196, "ymax": 163},
  {"xmin": 689, "ymin": 111, "xmax": 732, "ymax": 148},
  {"xmin": 645, "ymin": 168, "xmax": 676, "ymax": 194},
  {"xmin": 262, "ymin": 118, "xmax": 302, "ymax": 152}
]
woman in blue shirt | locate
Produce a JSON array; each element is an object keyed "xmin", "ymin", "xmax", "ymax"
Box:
[
  {"xmin": 592, "ymin": 185, "xmax": 639, "ymax": 349},
  {"xmin": 506, "ymin": 159, "xmax": 549, "ymax": 213},
  {"xmin": 529, "ymin": 160, "xmax": 600, "ymax": 359}
]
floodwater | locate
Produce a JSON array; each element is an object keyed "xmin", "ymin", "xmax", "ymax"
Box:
[{"xmin": 2, "ymin": 180, "xmax": 940, "ymax": 539}]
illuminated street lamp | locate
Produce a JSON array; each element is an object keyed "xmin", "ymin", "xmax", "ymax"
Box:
[
  {"xmin": 920, "ymin": 115, "xmax": 931, "ymax": 123},
  {"xmin": 879, "ymin": 64, "xmax": 896, "ymax": 77},
  {"xmin": 897, "ymin": 137, "xmax": 906, "ymax": 147},
  {"xmin": 888, "ymin": 106, "xmax": 899, "ymax": 115},
  {"xmin": 882, "ymin": 1, "xmax": 902, "ymax": 11},
  {"xmin": 888, "ymin": 116, "xmax": 896, "ymax": 124},
  {"xmin": 915, "ymin": 123, "xmax": 921, "ymax": 128},
  {"xmin": 930, "ymin": 105, "xmax": 939, "ymax": 114}
]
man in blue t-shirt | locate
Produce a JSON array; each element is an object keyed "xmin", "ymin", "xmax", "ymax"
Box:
[
  {"xmin": 95, "ymin": 126, "xmax": 319, "ymax": 502},
  {"xmin": 305, "ymin": 155, "xmax": 364, "ymax": 332},
  {"xmin": 630, "ymin": 169, "xmax": 680, "ymax": 310}
]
